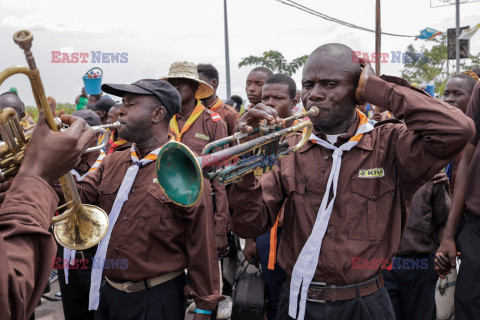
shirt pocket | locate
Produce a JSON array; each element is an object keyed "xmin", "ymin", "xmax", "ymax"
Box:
[
  {"xmin": 348, "ymin": 177, "xmax": 395, "ymax": 241},
  {"xmin": 283, "ymin": 176, "xmax": 306, "ymax": 238},
  {"xmin": 97, "ymin": 180, "xmax": 121, "ymax": 212},
  {"xmin": 141, "ymin": 183, "xmax": 172, "ymax": 236}
]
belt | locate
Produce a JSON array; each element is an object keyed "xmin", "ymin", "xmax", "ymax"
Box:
[
  {"xmin": 105, "ymin": 270, "xmax": 184, "ymax": 293},
  {"xmin": 307, "ymin": 274, "xmax": 383, "ymax": 303}
]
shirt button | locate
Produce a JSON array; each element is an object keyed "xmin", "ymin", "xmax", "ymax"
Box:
[
  {"xmin": 131, "ymin": 188, "xmax": 135, "ymax": 193},
  {"xmin": 372, "ymin": 195, "xmax": 377, "ymax": 201},
  {"xmin": 161, "ymin": 196, "xmax": 166, "ymax": 201},
  {"xmin": 324, "ymin": 156, "xmax": 329, "ymax": 160},
  {"xmin": 122, "ymin": 216, "xmax": 127, "ymax": 221},
  {"xmin": 326, "ymin": 228, "xmax": 331, "ymax": 235}
]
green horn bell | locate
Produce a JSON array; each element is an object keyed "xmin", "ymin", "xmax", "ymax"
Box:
[{"xmin": 156, "ymin": 141, "xmax": 204, "ymax": 207}]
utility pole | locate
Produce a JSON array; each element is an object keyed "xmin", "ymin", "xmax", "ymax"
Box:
[
  {"xmin": 375, "ymin": 0, "xmax": 381, "ymax": 76},
  {"xmin": 455, "ymin": 0, "xmax": 460, "ymax": 73},
  {"xmin": 224, "ymin": 0, "xmax": 232, "ymax": 98}
]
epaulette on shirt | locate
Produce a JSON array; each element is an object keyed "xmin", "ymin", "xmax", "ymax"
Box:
[{"xmin": 205, "ymin": 108, "xmax": 222, "ymax": 122}]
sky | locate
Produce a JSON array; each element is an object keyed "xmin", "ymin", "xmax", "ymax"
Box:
[{"xmin": 0, "ymin": 0, "xmax": 479, "ymax": 106}]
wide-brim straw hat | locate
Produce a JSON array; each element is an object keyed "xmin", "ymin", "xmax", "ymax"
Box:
[{"xmin": 160, "ymin": 61, "xmax": 214, "ymax": 99}]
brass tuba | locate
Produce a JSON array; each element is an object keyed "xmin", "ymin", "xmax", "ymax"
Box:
[
  {"xmin": 156, "ymin": 107, "xmax": 318, "ymax": 207},
  {"xmin": 0, "ymin": 30, "xmax": 109, "ymax": 250}
]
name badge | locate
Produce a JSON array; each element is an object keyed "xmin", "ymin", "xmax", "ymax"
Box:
[
  {"xmin": 195, "ymin": 133, "xmax": 210, "ymax": 141},
  {"xmin": 358, "ymin": 168, "xmax": 385, "ymax": 178}
]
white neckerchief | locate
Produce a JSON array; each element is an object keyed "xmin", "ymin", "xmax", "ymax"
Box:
[
  {"xmin": 64, "ymin": 150, "xmax": 106, "ymax": 284},
  {"xmin": 289, "ymin": 111, "xmax": 374, "ymax": 320},
  {"xmin": 88, "ymin": 145, "xmax": 160, "ymax": 310}
]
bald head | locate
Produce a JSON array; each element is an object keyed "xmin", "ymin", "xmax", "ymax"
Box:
[
  {"xmin": 301, "ymin": 43, "xmax": 362, "ymax": 134},
  {"xmin": 304, "ymin": 43, "xmax": 362, "ymax": 83},
  {"xmin": 0, "ymin": 92, "xmax": 26, "ymax": 119}
]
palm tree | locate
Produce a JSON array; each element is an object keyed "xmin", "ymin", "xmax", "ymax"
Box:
[{"xmin": 238, "ymin": 50, "xmax": 308, "ymax": 76}]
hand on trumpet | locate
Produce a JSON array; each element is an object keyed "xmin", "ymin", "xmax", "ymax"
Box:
[
  {"xmin": 19, "ymin": 112, "xmax": 96, "ymax": 185},
  {"xmin": 47, "ymin": 96, "xmax": 65, "ymax": 117},
  {"xmin": 237, "ymin": 104, "xmax": 284, "ymax": 135}
]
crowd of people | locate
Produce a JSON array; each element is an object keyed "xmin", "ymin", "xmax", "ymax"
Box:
[{"xmin": 0, "ymin": 42, "xmax": 480, "ymax": 320}]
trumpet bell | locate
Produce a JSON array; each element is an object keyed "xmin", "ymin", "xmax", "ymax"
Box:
[
  {"xmin": 53, "ymin": 204, "xmax": 109, "ymax": 251},
  {"xmin": 156, "ymin": 141, "xmax": 203, "ymax": 207}
]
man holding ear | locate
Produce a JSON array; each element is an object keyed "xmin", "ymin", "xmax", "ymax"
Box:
[{"xmin": 228, "ymin": 43, "xmax": 474, "ymax": 320}]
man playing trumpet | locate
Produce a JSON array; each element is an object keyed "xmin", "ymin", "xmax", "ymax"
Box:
[
  {"xmin": 70, "ymin": 79, "xmax": 222, "ymax": 320},
  {"xmin": 228, "ymin": 43, "xmax": 474, "ymax": 320}
]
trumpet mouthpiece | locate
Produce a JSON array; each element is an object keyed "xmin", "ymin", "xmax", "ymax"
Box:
[
  {"xmin": 309, "ymin": 106, "xmax": 320, "ymax": 117},
  {"xmin": 13, "ymin": 30, "xmax": 33, "ymax": 51}
]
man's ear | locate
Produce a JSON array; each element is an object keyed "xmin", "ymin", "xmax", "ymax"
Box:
[
  {"xmin": 212, "ymin": 78, "xmax": 218, "ymax": 89},
  {"xmin": 290, "ymin": 98, "xmax": 298, "ymax": 110},
  {"xmin": 152, "ymin": 106, "xmax": 167, "ymax": 123}
]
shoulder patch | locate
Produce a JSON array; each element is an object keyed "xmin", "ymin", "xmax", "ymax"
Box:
[{"xmin": 211, "ymin": 112, "xmax": 222, "ymax": 122}]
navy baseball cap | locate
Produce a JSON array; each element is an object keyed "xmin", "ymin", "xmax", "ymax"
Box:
[
  {"xmin": 72, "ymin": 109, "xmax": 102, "ymax": 127},
  {"xmin": 101, "ymin": 79, "xmax": 181, "ymax": 118},
  {"xmin": 87, "ymin": 95, "xmax": 116, "ymax": 113}
]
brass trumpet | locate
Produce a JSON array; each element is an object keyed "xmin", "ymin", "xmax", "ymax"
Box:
[
  {"xmin": 156, "ymin": 107, "xmax": 319, "ymax": 207},
  {"xmin": 0, "ymin": 30, "xmax": 109, "ymax": 250},
  {"xmin": 0, "ymin": 111, "xmax": 119, "ymax": 179}
]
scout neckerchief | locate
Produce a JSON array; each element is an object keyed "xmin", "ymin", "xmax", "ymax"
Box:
[
  {"xmin": 107, "ymin": 131, "xmax": 128, "ymax": 155},
  {"xmin": 169, "ymin": 100, "xmax": 205, "ymax": 142},
  {"xmin": 88, "ymin": 144, "xmax": 161, "ymax": 310},
  {"xmin": 289, "ymin": 109, "xmax": 374, "ymax": 320},
  {"xmin": 64, "ymin": 150, "xmax": 106, "ymax": 284},
  {"xmin": 209, "ymin": 97, "xmax": 223, "ymax": 112}
]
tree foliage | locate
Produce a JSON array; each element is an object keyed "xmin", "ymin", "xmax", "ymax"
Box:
[
  {"xmin": 401, "ymin": 35, "xmax": 480, "ymax": 93},
  {"xmin": 26, "ymin": 102, "xmax": 76, "ymax": 121},
  {"xmin": 238, "ymin": 50, "xmax": 308, "ymax": 76}
]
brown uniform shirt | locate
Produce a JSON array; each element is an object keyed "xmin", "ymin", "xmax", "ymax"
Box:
[
  {"xmin": 228, "ymin": 75, "xmax": 474, "ymax": 285},
  {"xmin": 208, "ymin": 98, "xmax": 240, "ymax": 136},
  {"xmin": 465, "ymin": 81, "xmax": 480, "ymax": 216},
  {"xmin": 0, "ymin": 174, "xmax": 58, "ymax": 320},
  {"xmin": 170, "ymin": 106, "xmax": 230, "ymax": 235},
  {"xmin": 76, "ymin": 148, "xmax": 221, "ymax": 309},
  {"xmin": 397, "ymin": 180, "xmax": 451, "ymax": 255}
]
